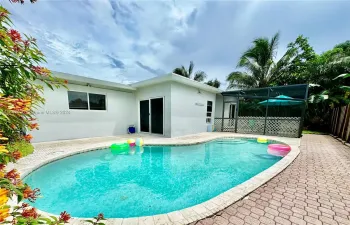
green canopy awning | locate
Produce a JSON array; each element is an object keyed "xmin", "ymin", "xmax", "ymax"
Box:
[{"xmin": 258, "ymin": 95, "xmax": 303, "ymax": 106}]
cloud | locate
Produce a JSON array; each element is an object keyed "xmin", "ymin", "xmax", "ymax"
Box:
[
  {"xmin": 106, "ymin": 55, "xmax": 125, "ymax": 69},
  {"xmin": 2, "ymin": 0, "xmax": 350, "ymax": 88},
  {"xmin": 135, "ymin": 61, "xmax": 165, "ymax": 76}
]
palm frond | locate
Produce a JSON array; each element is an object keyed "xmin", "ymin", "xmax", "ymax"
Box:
[
  {"xmin": 226, "ymin": 71, "xmax": 256, "ymax": 88},
  {"xmin": 173, "ymin": 67, "xmax": 187, "ymax": 77},
  {"xmin": 193, "ymin": 71, "xmax": 207, "ymax": 82},
  {"xmin": 205, "ymin": 78, "xmax": 221, "ymax": 88},
  {"xmin": 188, "ymin": 61, "xmax": 194, "ymax": 77},
  {"xmin": 269, "ymin": 32, "xmax": 280, "ymax": 59},
  {"xmin": 334, "ymin": 73, "xmax": 350, "ymax": 80}
]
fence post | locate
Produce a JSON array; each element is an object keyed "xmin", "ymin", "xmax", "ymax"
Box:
[
  {"xmin": 341, "ymin": 105, "xmax": 350, "ymax": 140},
  {"xmin": 330, "ymin": 108, "xmax": 335, "ymax": 133},
  {"xmin": 234, "ymin": 93, "xmax": 240, "ymax": 133},
  {"xmin": 332, "ymin": 107, "xmax": 340, "ymax": 136},
  {"xmin": 263, "ymin": 88, "xmax": 270, "ymax": 135}
]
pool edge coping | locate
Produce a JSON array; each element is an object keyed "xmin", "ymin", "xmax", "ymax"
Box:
[{"xmin": 15, "ymin": 133, "xmax": 300, "ymax": 225}]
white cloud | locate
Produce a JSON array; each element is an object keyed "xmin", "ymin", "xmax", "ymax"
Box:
[{"xmin": 2, "ymin": 0, "xmax": 350, "ymax": 87}]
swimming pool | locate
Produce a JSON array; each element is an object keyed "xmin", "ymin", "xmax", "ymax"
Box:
[{"xmin": 24, "ymin": 138, "xmax": 282, "ymax": 218}]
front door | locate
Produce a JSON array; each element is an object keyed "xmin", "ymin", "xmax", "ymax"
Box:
[
  {"xmin": 140, "ymin": 100, "xmax": 149, "ymax": 132},
  {"xmin": 150, "ymin": 98, "xmax": 164, "ymax": 135}
]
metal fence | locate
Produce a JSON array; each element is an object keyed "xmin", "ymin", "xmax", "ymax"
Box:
[
  {"xmin": 214, "ymin": 84, "xmax": 308, "ymax": 138},
  {"xmin": 330, "ymin": 105, "xmax": 350, "ymax": 141}
]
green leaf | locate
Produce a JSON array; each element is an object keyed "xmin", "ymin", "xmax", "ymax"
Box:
[
  {"xmin": 340, "ymin": 86, "xmax": 350, "ymax": 91},
  {"xmin": 333, "ymin": 73, "xmax": 350, "ymax": 80},
  {"xmin": 17, "ymin": 193, "xmax": 23, "ymax": 203}
]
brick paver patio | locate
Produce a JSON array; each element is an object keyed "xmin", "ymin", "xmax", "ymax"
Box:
[{"xmin": 192, "ymin": 135, "xmax": 350, "ymax": 225}]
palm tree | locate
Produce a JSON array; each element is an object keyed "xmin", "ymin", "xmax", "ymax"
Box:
[
  {"xmin": 226, "ymin": 32, "xmax": 297, "ymax": 89},
  {"xmin": 173, "ymin": 61, "xmax": 207, "ymax": 82},
  {"xmin": 205, "ymin": 78, "xmax": 221, "ymax": 88}
]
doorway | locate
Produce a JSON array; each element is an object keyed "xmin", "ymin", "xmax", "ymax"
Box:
[{"xmin": 139, "ymin": 97, "xmax": 164, "ymax": 135}]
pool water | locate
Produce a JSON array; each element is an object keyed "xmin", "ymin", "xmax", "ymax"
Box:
[{"xmin": 24, "ymin": 139, "xmax": 281, "ymax": 218}]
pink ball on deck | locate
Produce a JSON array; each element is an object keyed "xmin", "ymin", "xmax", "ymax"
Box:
[{"xmin": 129, "ymin": 142, "xmax": 136, "ymax": 147}]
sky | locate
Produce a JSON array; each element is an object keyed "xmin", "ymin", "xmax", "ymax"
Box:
[{"xmin": 3, "ymin": 0, "xmax": 350, "ymax": 86}]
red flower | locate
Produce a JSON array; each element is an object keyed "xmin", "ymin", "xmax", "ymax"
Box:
[
  {"xmin": 0, "ymin": 12, "xmax": 8, "ymax": 18},
  {"xmin": 13, "ymin": 44, "xmax": 22, "ymax": 53},
  {"xmin": 21, "ymin": 208, "xmax": 39, "ymax": 219},
  {"xmin": 23, "ymin": 40, "xmax": 30, "ymax": 47},
  {"xmin": 97, "ymin": 213, "xmax": 105, "ymax": 220},
  {"xmin": 23, "ymin": 186, "xmax": 40, "ymax": 202},
  {"xmin": 31, "ymin": 66, "xmax": 50, "ymax": 76},
  {"xmin": 24, "ymin": 134, "xmax": 33, "ymax": 141},
  {"xmin": 12, "ymin": 150, "xmax": 22, "ymax": 160},
  {"xmin": 59, "ymin": 211, "xmax": 71, "ymax": 223},
  {"xmin": 21, "ymin": 203, "xmax": 29, "ymax": 208},
  {"xmin": 7, "ymin": 29, "xmax": 21, "ymax": 42},
  {"xmin": 5, "ymin": 169, "xmax": 20, "ymax": 179},
  {"xmin": 29, "ymin": 123, "xmax": 39, "ymax": 130},
  {"xmin": 4, "ymin": 169, "xmax": 21, "ymax": 185}
]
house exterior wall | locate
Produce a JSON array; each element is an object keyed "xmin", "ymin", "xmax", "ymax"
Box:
[
  {"xmin": 31, "ymin": 83, "xmax": 137, "ymax": 142},
  {"xmin": 135, "ymin": 83, "xmax": 171, "ymax": 137},
  {"xmin": 171, "ymin": 82, "xmax": 216, "ymax": 137}
]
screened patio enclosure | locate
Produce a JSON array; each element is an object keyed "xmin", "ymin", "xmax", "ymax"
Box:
[{"xmin": 214, "ymin": 84, "xmax": 308, "ymax": 138}]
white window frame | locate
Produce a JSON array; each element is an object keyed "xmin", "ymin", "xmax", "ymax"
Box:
[{"xmin": 206, "ymin": 100, "xmax": 213, "ymax": 124}]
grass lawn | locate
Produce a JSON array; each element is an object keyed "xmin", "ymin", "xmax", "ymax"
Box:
[{"xmin": 302, "ymin": 130, "xmax": 327, "ymax": 135}]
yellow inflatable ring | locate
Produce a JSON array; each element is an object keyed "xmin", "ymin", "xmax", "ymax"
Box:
[{"xmin": 257, "ymin": 137, "xmax": 268, "ymax": 143}]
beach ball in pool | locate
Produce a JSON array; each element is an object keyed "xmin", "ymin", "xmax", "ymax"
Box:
[
  {"xmin": 127, "ymin": 139, "xmax": 135, "ymax": 144},
  {"xmin": 136, "ymin": 138, "xmax": 144, "ymax": 146}
]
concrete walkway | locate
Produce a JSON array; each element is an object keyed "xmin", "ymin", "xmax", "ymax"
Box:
[{"xmin": 192, "ymin": 135, "xmax": 350, "ymax": 225}]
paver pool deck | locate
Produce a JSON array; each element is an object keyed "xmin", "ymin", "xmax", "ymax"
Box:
[
  {"xmin": 10, "ymin": 133, "xmax": 350, "ymax": 224},
  {"xmin": 192, "ymin": 134, "xmax": 350, "ymax": 225}
]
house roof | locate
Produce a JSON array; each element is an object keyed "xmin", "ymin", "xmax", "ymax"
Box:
[
  {"xmin": 52, "ymin": 71, "xmax": 136, "ymax": 92},
  {"xmin": 52, "ymin": 71, "xmax": 221, "ymax": 94},
  {"xmin": 131, "ymin": 73, "xmax": 221, "ymax": 94}
]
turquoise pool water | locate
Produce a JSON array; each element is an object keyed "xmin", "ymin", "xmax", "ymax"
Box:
[{"xmin": 24, "ymin": 139, "xmax": 281, "ymax": 218}]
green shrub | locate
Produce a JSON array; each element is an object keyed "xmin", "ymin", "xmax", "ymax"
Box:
[{"xmin": 7, "ymin": 140, "xmax": 34, "ymax": 157}]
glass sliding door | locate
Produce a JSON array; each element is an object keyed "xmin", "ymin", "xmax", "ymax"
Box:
[
  {"xmin": 150, "ymin": 98, "xmax": 164, "ymax": 135},
  {"xmin": 140, "ymin": 100, "xmax": 150, "ymax": 132}
]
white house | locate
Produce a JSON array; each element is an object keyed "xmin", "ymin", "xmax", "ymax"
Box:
[{"xmin": 31, "ymin": 72, "xmax": 224, "ymax": 142}]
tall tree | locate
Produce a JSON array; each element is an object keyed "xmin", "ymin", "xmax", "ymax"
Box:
[
  {"xmin": 205, "ymin": 78, "xmax": 221, "ymax": 88},
  {"xmin": 226, "ymin": 33, "xmax": 314, "ymax": 89},
  {"xmin": 173, "ymin": 61, "xmax": 207, "ymax": 82}
]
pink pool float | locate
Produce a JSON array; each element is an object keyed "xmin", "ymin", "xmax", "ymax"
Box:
[{"xmin": 267, "ymin": 144, "xmax": 291, "ymax": 157}]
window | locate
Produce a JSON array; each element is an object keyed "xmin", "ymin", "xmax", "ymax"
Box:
[
  {"xmin": 68, "ymin": 91, "xmax": 88, "ymax": 110},
  {"xmin": 68, "ymin": 91, "xmax": 106, "ymax": 110},
  {"xmin": 89, "ymin": 93, "xmax": 106, "ymax": 110},
  {"xmin": 206, "ymin": 101, "xmax": 213, "ymax": 123}
]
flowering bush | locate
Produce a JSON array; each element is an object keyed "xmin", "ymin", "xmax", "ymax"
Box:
[{"xmin": 0, "ymin": 2, "xmax": 104, "ymax": 225}]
